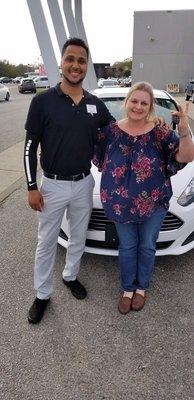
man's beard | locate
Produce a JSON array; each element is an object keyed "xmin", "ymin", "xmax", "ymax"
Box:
[{"xmin": 62, "ymin": 74, "xmax": 84, "ymax": 86}]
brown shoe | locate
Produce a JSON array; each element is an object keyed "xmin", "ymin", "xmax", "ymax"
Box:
[
  {"xmin": 131, "ymin": 292, "xmax": 146, "ymax": 311},
  {"xmin": 118, "ymin": 294, "xmax": 132, "ymax": 314}
]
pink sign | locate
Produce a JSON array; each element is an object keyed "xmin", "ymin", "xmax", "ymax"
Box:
[{"xmin": 39, "ymin": 64, "xmax": 46, "ymax": 75}]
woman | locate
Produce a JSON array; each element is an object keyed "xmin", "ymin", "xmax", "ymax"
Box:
[{"xmin": 94, "ymin": 81, "xmax": 194, "ymax": 315}]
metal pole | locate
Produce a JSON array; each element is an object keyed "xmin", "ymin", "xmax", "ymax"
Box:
[
  {"xmin": 47, "ymin": 0, "xmax": 68, "ymax": 54},
  {"xmin": 26, "ymin": 0, "xmax": 60, "ymax": 87}
]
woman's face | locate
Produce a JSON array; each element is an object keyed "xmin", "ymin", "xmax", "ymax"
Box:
[{"xmin": 125, "ymin": 90, "xmax": 152, "ymax": 122}]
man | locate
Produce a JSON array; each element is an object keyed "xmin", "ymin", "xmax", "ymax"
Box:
[
  {"xmin": 24, "ymin": 37, "xmax": 114, "ymax": 324},
  {"xmin": 185, "ymin": 80, "xmax": 193, "ymax": 102}
]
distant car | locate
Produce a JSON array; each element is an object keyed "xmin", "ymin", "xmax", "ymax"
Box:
[
  {"xmin": 59, "ymin": 87, "xmax": 194, "ymax": 257},
  {"xmin": 123, "ymin": 76, "xmax": 132, "ymax": 87},
  {"xmin": 98, "ymin": 78, "xmax": 119, "ymax": 88},
  {"xmin": 33, "ymin": 76, "xmax": 50, "ymax": 88},
  {"xmin": 189, "ymin": 80, "xmax": 194, "ymax": 103},
  {"xmin": 12, "ymin": 76, "xmax": 23, "ymax": 84},
  {"xmin": 18, "ymin": 78, "xmax": 36, "ymax": 94},
  {"xmin": 0, "ymin": 83, "xmax": 10, "ymax": 101},
  {"xmin": 0, "ymin": 76, "xmax": 12, "ymax": 84}
]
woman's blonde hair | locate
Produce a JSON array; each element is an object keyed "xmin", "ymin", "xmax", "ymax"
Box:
[{"xmin": 125, "ymin": 81, "xmax": 155, "ymax": 120}]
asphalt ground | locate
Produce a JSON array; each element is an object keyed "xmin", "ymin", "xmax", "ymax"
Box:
[
  {"xmin": 0, "ymin": 84, "xmax": 193, "ymax": 400},
  {"xmin": 0, "ymin": 84, "xmax": 33, "ymax": 152},
  {"xmin": 0, "ymin": 178, "xmax": 193, "ymax": 400}
]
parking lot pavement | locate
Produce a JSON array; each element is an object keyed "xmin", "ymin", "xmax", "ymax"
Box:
[
  {"xmin": 0, "ymin": 182, "xmax": 193, "ymax": 400},
  {"xmin": 0, "ymin": 141, "xmax": 25, "ymax": 201}
]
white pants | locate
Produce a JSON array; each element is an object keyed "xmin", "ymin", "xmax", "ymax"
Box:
[{"xmin": 34, "ymin": 174, "xmax": 95, "ymax": 299}]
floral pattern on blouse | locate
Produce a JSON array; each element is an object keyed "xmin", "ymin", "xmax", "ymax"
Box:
[{"xmin": 93, "ymin": 122, "xmax": 186, "ymax": 223}]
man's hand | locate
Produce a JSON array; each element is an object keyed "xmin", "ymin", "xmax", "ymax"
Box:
[{"xmin": 28, "ymin": 190, "xmax": 44, "ymax": 212}]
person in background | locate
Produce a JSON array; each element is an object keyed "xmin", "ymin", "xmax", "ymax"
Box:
[
  {"xmin": 24, "ymin": 37, "xmax": 114, "ymax": 324},
  {"xmin": 93, "ymin": 81, "xmax": 194, "ymax": 315},
  {"xmin": 185, "ymin": 80, "xmax": 193, "ymax": 102}
]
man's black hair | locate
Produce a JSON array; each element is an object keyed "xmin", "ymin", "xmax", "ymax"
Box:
[{"xmin": 61, "ymin": 37, "xmax": 89, "ymax": 58}]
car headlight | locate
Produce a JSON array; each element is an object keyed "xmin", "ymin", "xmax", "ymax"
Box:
[{"xmin": 177, "ymin": 177, "xmax": 194, "ymax": 206}]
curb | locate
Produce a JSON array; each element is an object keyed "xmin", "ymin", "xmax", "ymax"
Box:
[{"xmin": 0, "ymin": 141, "xmax": 25, "ymax": 203}]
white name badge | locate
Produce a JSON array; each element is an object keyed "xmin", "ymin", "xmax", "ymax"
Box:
[{"xmin": 86, "ymin": 104, "xmax": 97, "ymax": 114}]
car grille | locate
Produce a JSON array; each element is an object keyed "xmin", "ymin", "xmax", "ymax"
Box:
[
  {"xmin": 59, "ymin": 209, "xmax": 183, "ymax": 253},
  {"xmin": 85, "ymin": 238, "xmax": 174, "ymax": 250},
  {"xmin": 59, "ymin": 229, "xmax": 174, "ymax": 251},
  {"xmin": 88, "ymin": 209, "xmax": 183, "ymax": 232}
]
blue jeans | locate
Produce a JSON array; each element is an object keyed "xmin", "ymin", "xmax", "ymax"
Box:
[{"xmin": 115, "ymin": 208, "xmax": 167, "ymax": 291}]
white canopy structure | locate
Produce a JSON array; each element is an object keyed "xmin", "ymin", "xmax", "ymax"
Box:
[{"xmin": 26, "ymin": 0, "xmax": 97, "ymax": 90}]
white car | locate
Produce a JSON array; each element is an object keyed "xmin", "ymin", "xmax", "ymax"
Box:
[
  {"xmin": 0, "ymin": 83, "xmax": 10, "ymax": 101},
  {"xmin": 98, "ymin": 78, "xmax": 119, "ymax": 88},
  {"xmin": 59, "ymin": 87, "xmax": 194, "ymax": 256},
  {"xmin": 33, "ymin": 76, "xmax": 50, "ymax": 89}
]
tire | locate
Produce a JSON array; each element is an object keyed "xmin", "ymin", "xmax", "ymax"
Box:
[{"xmin": 5, "ymin": 92, "xmax": 10, "ymax": 101}]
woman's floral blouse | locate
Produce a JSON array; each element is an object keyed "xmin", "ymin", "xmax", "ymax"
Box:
[{"xmin": 93, "ymin": 122, "xmax": 186, "ymax": 223}]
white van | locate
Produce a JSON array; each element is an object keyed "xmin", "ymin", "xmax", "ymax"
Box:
[{"xmin": 33, "ymin": 76, "xmax": 50, "ymax": 89}]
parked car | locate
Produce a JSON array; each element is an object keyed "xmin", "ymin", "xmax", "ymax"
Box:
[
  {"xmin": 33, "ymin": 75, "xmax": 50, "ymax": 88},
  {"xmin": 0, "ymin": 76, "xmax": 12, "ymax": 84},
  {"xmin": 0, "ymin": 83, "xmax": 10, "ymax": 101},
  {"xmin": 59, "ymin": 87, "xmax": 194, "ymax": 256},
  {"xmin": 123, "ymin": 76, "xmax": 132, "ymax": 87},
  {"xmin": 12, "ymin": 76, "xmax": 23, "ymax": 84},
  {"xmin": 189, "ymin": 80, "xmax": 194, "ymax": 103},
  {"xmin": 18, "ymin": 78, "xmax": 36, "ymax": 94},
  {"xmin": 98, "ymin": 78, "xmax": 119, "ymax": 88}
]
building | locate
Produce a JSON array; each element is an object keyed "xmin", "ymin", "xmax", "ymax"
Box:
[{"xmin": 132, "ymin": 9, "xmax": 194, "ymax": 92}]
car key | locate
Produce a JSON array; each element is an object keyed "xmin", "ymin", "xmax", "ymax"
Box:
[{"xmin": 172, "ymin": 114, "xmax": 180, "ymax": 125}]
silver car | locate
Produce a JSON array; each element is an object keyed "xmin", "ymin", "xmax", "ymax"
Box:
[{"xmin": 0, "ymin": 83, "xmax": 10, "ymax": 101}]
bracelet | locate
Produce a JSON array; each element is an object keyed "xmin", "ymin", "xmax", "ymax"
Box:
[{"xmin": 179, "ymin": 132, "xmax": 190, "ymax": 139}]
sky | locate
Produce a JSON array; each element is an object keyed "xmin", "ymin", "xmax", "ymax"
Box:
[{"xmin": 0, "ymin": 0, "xmax": 194, "ymax": 66}]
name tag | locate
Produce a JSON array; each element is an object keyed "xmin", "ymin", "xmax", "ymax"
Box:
[{"xmin": 86, "ymin": 104, "xmax": 97, "ymax": 115}]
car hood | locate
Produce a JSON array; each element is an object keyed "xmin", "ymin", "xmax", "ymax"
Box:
[{"xmin": 91, "ymin": 161, "xmax": 194, "ymax": 198}]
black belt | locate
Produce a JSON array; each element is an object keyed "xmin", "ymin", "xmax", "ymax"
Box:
[{"xmin": 43, "ymin": 171, "xmax": 90, "ymax": 181}]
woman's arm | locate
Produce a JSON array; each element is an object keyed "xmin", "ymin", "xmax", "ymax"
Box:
[{"xmin": 173, "ymin": 105, "xmax": 194, "ymax": 163}]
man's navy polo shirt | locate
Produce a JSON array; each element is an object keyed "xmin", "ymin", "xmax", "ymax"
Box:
[{"xmin": 25, "ymin": 83, "xmax": 113, "ymax": 180}]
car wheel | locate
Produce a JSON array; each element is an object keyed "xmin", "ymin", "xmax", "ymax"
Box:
[{"xmin": 5, "ymin": 92, "xmax": 10, "ymax": 101}]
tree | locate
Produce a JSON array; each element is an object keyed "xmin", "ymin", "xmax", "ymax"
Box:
[
  {"xmin": 0, "ymin": 60, "xmax": 34, "ymax": 78},
  {"xmin": 112, "ymin": 58, "xmax": 132, "ymax": 78}
]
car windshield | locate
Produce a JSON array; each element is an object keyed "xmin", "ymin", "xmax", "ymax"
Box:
[
  {"xmin": 102, "ymin": 97, "xmax": 125, "ymax": 120},
  {"xmin": 102, "ymin": 96, "xmax": 178, "ymax": 126}
]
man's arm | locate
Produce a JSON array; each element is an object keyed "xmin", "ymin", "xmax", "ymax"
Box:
[
  {"xmin": 24, "ymin": 132, "xmax": 44, "ymax": 212},
  {"xmin": 98, "ymin": 99, "xmax": 115, "ymax": 127},
  {"xmin": 24, "ymin": 95, "xmax": 44, "ymax": 211},
  {"xmin": 24, "ymin": 132, "xmax": 39, "ymax": 191}
]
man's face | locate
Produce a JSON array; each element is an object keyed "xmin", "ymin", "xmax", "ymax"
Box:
[{"xmin": 61, "ymin": 45, "xmax": 88, "ymax": 86}]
